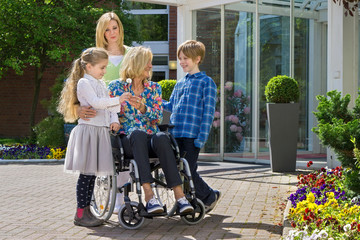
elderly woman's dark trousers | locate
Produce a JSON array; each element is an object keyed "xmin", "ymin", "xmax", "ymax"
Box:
[{"xmin": 120, "ymin": 129, "xmax": 182, "ymax": 188}]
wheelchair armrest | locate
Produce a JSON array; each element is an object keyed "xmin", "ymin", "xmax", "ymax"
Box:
[{"xmin": 158, "ymin": 124, "xmax": 175, "ymax": 132}]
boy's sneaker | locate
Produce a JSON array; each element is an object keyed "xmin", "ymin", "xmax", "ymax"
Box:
[
  {"xmin": 205, "ymin": 190, "xmax": 221, "ymax": 214},
  {"xmin": 177, "ymin": 197, "xmax": 194, "ymax": 214},
  {"xmin": 146, "ymin": 196, "xmax": 164, "ymax": 214}
]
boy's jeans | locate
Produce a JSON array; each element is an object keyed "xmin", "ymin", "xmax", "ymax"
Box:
[{"xmin": 175, "ymin": 138, "xmax": 216, "ymax": 206}]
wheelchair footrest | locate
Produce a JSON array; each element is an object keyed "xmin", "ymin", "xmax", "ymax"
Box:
[
  {"xmin": 138, "ymin": 204, "xmax": 168, "ymax": 218},
  {"xmin": 140, "ymin": 210, "xmax": 168, "ymax": 218}
]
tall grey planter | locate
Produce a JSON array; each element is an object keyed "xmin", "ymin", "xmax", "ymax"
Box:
[{"xmin": 267, "ymin": 103, "xmax": 299, "ymax": 172}]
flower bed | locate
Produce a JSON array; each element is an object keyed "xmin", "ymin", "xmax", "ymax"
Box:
[
  {"xmin": 286, "ymin": 161, "xmax": 360, "ymax": 239},
  {"xmin": 0, "ymin": 144, "xmax": 65, "ymax": 160}
]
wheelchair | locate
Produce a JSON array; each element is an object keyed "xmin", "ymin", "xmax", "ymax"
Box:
[{"xmin": 90, "ymin": 124, "xmax": 206, "ymax": 230}]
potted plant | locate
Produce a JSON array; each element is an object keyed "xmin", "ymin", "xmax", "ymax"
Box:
[{"xmin": 265, "ymin": 75, "xmax": 300, "ymax": 172}]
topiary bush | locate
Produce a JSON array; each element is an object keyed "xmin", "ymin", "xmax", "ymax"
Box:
[
  {"xmin": 158, "ymin": 79, "xmax": 176, "ymax": 101},
  {"xmin": 264, "ymin": 75, "xmax": 299, "ymax": 103}
]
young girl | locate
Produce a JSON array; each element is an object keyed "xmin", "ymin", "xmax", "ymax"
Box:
[
  {"xmin": 58, "ymin": 47, "xmax": 128, "ymax": 227},
  {"xmin": 77, "ymin": 12, "xmax": 132, "ymax": 214}
]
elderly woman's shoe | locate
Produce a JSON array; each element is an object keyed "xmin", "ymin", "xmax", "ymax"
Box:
[{"xmin": 146, "ymin": 196, "xmax": 164, "ymax": 214}]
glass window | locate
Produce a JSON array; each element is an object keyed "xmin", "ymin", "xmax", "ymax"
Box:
[
  {"xmin": 294, "ymin": 18, "xmax": 310, "ymax": 150},
  {"xmin": 152, "ymin": 56, "xmax": 168, "ymax": 65},
  {"xmin": 128, "ymin": 2, "xmax": 167, "ymax": 9},
  {"xmin": 258, "ymin": 15, "xmax": 290, "ymax": 161},
  {"xmin": 195, "ymin": 8, "xmax": 221, "ymax": 155},
  {"xmin": 224, "ymin": 9, "xmax": 254, "ymax": 158},
  {"xmin": 152, "ymin": 71, "xmax": 166, "ymax": 82},
  {"xmin": 131, "ymin": 14, "xmax": 168, "ymax": 41},
  {"xmin": 194, "ymin": 1, "xmax": 318, "ymax": 161}
]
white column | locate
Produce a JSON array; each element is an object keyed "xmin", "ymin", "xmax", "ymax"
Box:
[
  {"xmin": 327, "ymin": 0, "xmax": 359, "ymax": 168},
  {"xmin": 177, "ymin": 5, "xmax": 192, "ymax": 80}
]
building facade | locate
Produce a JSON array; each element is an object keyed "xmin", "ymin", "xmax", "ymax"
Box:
[{"xmin": 132, "ymin": 0, "xmax": 359, "ymax": 168}]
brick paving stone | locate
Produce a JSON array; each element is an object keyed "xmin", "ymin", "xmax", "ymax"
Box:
[{"xmin": 0, "ymin": 161, "xmax": 299, "ymax": 240}]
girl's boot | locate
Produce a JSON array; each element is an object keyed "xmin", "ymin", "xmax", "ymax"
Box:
[
  {"xmin": 73, "ymin": 208, "xmax": 103, "ymax": 227},
  {"xmin": 84, "ymin": 206, "xmax": 104, "ymax": 225}
]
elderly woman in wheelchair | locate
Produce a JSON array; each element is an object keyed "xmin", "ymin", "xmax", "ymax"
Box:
[{"xmin": 89, "ymin": 46, "xmax": 205, "ymax": 229}]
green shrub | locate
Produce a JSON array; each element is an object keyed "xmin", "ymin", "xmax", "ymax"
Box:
[
  {"xmin": 34, "ymin": 73, "xmax": 67, "ymax": 148},
  {"xmin": 264, "ymin": 75, "xmax": 299, "ymax": 103},
  {"xmin": 312, "ymin": 90, "xmax": 360, "ymax": 168},
  {"xmin": 158, "ymin": 79, "xmax": 176, "ymax": 101},
  {"xmin": 33, "ymin": 116, "xmax": 65, "ymax": 148},
  {"xmin": 312, "ymin": 90, "xmax": 360, "ymax": 194}
]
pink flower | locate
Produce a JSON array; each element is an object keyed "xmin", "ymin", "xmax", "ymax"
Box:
[
  {"xmin": 230, "ymin": 125, "xmax": 238, "ymax": 132},
  {"xmin": 237, "ymin": 126, "xmax": 243, "ymax": 133},
  {"xmin": 234, "ymin": 89, "xmax": 242, "ymax": 98},
  {"xmin": 244, "ymin": 107, "xmax": 250, "ymax": 114},
  {"xmin": 231, "ymin": 116, "xmax": 239, "ymax": 124},
  {"xmin": 212, "ymin": 119, "xmax": 220, "ymax": 128},
  {"xmin": 214, "ymin": 111, "xmax": 221, "ymax": 118},
  {"xmin": 236, "ymin": 133, "xmax": 243, "ymax": 142},
  {"xmin": 225, "ymin": 81, "xmax": 233, "ymax": 90}
]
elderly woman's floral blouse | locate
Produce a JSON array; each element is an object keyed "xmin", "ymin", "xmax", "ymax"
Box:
[{"xmin": 108, "ymin": 79, "xmax": 163, "ymax": 135}]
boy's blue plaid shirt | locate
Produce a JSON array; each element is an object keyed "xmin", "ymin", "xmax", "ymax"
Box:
[{"xmin": 163, "ymin": 71, "xmax": 217, "ymax": 148}]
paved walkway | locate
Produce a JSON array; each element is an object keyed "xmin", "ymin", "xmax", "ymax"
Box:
[{"xmin": 0, "ymin": 161, "xmax": 299, "ymax": 240}]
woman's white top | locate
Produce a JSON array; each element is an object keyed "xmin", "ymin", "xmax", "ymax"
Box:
[
  {"xmin": 77, "ymin": 74, "xmax": 120, "ymax": 127},
  {"xmin": 109, "ymin": 55, "xmax": 123, "ymax": 66}
]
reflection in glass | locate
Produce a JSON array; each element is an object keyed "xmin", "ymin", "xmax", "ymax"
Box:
[
  {"xmin": 223, "ymin": 10, "xmax": 253, "ymax": 157},
  {"xmin": 195, "ymin": 9, "xmax": 221, "ymax": 154},
  {"xmin": 131, "ymin": 14, "xmax": 168, "ymax": 41},
  {"xmin": 294, "ymin": 18, "xmax": 309, "ymax": 150},
  {"xmin": 194, "ymin": 2, "xmax": 311, "ymax": 160},
  {"xmin": 259, "ymin": 15, "xmax": 290, "ymax": 160}
]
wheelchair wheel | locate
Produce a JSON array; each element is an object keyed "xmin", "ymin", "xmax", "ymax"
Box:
[
  {"xmin": 152, "ymin": 168, "xmax": 176, "ymax": 211},
  {"xmin": 181, "ymin": 198, "xmax": 206, "ymax": 225},
  {"xmin": 118, "ymin": 202, "xmax": 145, "ymax": 230},
  {"xmin": 90, "ymin": 174, "xmax": 117, "ymax": 221}
]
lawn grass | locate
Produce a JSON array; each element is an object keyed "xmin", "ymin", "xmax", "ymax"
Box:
[{"xmin": 0, "ymin": 138, "xmax": 28, "ymax": 145}]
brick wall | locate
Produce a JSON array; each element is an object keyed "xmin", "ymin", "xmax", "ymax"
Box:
[
  {"xmin": 168, "ymin": 6, "xmax": 177, "ymax": 80},
  {"xmin": 0, "ymin": 63, "xmax": 70, "ymax": 138}
]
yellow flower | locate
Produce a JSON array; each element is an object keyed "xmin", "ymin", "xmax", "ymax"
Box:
[
  {"xmin": 326, "ymin": 192, "xmax": 335, "ymax": 199},
  {"xmin": 307, "ymin": 192, "xmax": 315, "ymax": 203},
  {"xmin": 47, "ymin": 147, "xmax": 66, "ymax": 160}
]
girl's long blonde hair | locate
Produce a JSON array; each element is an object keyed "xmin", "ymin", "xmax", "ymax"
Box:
[
  {"xmin": 57, "ymin": 47, "xmax": 108, "ymax": 122},
  {"xmin": 119, "ymin": 46, "xmax": 153, "ymax": 85},
  {"xmin": 96, "ymin": 12, "xmax": 125, "ymax": 53}
]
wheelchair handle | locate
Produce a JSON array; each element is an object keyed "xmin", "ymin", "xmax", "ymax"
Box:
[{"xmin": 158, "ymin": 124, "xmax": 175, "ymax": 132}]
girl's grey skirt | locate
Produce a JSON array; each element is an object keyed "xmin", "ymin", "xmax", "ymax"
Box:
[{"xmin": 64, "ymin": 124, "xmax": 114, "ymax": 175}]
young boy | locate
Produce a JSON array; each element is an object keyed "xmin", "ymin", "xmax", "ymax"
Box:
[{"xmin": 163, "ymin": 40, "xmax": 220, "ymax": 213}]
